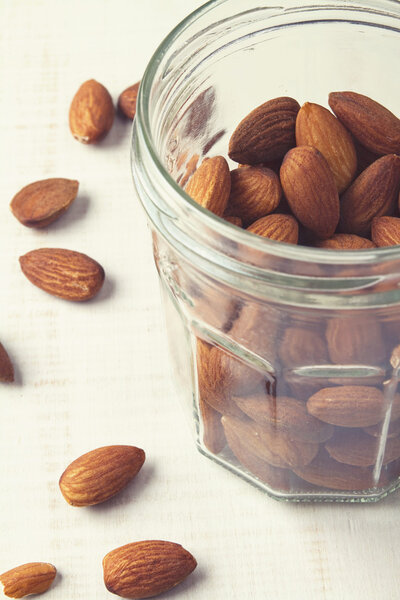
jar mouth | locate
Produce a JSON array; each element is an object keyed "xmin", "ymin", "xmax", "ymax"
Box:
[{"xmin": 134, "ymin": 0, "xmax": 400, "ymax": 270}]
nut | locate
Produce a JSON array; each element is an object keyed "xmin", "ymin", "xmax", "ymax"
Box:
[
  {"xmin": 103, "ymin": 540, "xmax": 197, "ymax": 599},
  {"xmin": 19, "ymin": 248, "xmax": 105, "ymax": 301},
  {"xmin": 228, "ymin": 96, "xmax": 300, "ymax": 164},
  {"xmin": 198, "ymin": 395, "xmax": 226, "ymax": 454},
  {"xmin": 59, "ymin": 445, "xmax": 145, "ymax": 506},
  {"xmin": 314, "ymin": 234, "xmax": 376, "ymax": 249},
  {"xmin": 278, "ymin": 326, "xmax": 328, "ymax": 368},
  {"xmin": 69, "ymin": 79, "xmax": 114, "ymax": 143},
  {"xmin": 0, "ymin": 342, "xmax": 14, "ymax": 383},
  {"xmin": 246, "ymin": 213, "xmax": 299, "ymax": 244},
  {"xmin": 185, "ymin": 156, "xmax": 231, "ymax": 217},
  {"xmin": 371, "ymin": 215, "xmax": 400, "ymax": 247},
  {"xmin": 295, "ymin": 101, "xmax": 357, "ymax": 193},
  {"xmin": 325, "ymin": 316, "xmax": 386, "ymax": 365},
  {"xmin": 328, "ymin": 91, "xmax": 400, "ymax": 156},
  {"xmin": 325, "ymin": 429, "xmax": 400, "ymax": 467},
  {"xmin": 280, "ymin": 145, "xmax": 340, "ymax": 239},
  {"xmin": 118, "ymin": 82, "xmax": 140, "ymax": 119},
  {"xmin": 225, "ymin": 166, "xmax": 281, "ymax": 225},
  {"xmin": 0, "ymin": 562, "xmax": 56, "ymax": 598},
  {"xmin": 10, "ymin": 178, "xmax": 79, "ymax": 228}
]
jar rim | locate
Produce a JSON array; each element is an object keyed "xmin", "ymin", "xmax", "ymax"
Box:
[{"xmin": 134, "ymin": 0, "xmax": 400, "ymax": 268}]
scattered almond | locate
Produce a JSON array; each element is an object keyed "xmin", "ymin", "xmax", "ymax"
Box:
[
  {"xmin": 19, "ymin": 248, "xmax": 105, "ymax": 301},
  {"xmin": 371, "ymin": 215, "xmax": 400, "ymax": 247},
  {"xmin": 247, "ymin": 213, "xmax": 299, "ymax": 244},
  {"xmin": 118, "ymin": 82, "xmax": 140, "ymax": 119},
  {"xmin": 0, "ymin": 342, "xmax": 14, "ymax": 383},
  {"xmin": 10, "ymin": 178, "xmax": 79, "ymax": 228},
  {"xmin": 185, "ymin": 156, "xmax": 230, "ymax": 217},
  {"xmin": 0, "ymin": 562, "xmax": 56, "ymax": 599},
  {"xmin": 59, "ymin": 445, "xmax": 145, "ymax": 507},
  {"xmin": 69, "ymin": 79, "xmax": 114, "ymax": 143},
  {"xmin": 103, "ymin": 540, "xmax": 197, "ymax": 599}
]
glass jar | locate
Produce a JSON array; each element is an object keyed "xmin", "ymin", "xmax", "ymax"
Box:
[{"xmin": 131, "ymin": 0, "xmax": 400, "ymax": 502}]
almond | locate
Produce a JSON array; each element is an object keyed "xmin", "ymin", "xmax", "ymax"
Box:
[
  {"xmin": 10, "ymin": 178, "xmax": 79, "ymax": 228},
  {"xmin": 0, "ymin": 342, "xmax": 14, "ymax": 383},
  {"xmin": 224, "ymin": 215, "xmax": 243, "ymax": 227},
  {"xmin": 198, "ymin": 395, "xmax": 226, "ymax": 454},
  {"xmin": 364, "ymin": 417, "xmax": 400, "ymax": 439},
  {"xmin": 225, "ymin": 166, "xmax": 281, "ymax": 225},
  {"xmin": 69, "ymin": 79, "xmax": 114, "ymax": 143},
  {"xmin": 325, "ymin": 429, "xmax": 400, "ymax": 467},
  {"xmin": 19, "ymin": 248, "xmax": 105, "ymax": 301},
  {"xmin": 234, "ymin": 394, "xmax": 334, "ymax": 444},
  {"xmin": 118, "ymin": 82, "xmax": 140, "ymax": 119},
  {"xmin": 185, "ymin": 156, "xmax": 230, "ymax": 217},
  {"xmin": 247, "ymin": 213, "xmax": 299, "ymax": 244},
  {"xmin": 293, "ymin": 447, "xmax": 385, "ymax": 490},
  {"xmin": 295, "ymin": 102, "xmax": 357, "ymax": 193},
  {"xmin": 280, "ymin": 146, "xmax": 340, "ymax": 238},
  {"xmin": 0, "ymin": 562, "xmax": 56, "ymax": 598},
  {"xmin": 221, "ymin": 414, "xmax": 318, "ymax": 469},
  {"xmin": 371, "ymin": 215, "xmax": 400, "ymax": 247},
  {"xmin": 313, "ymin": 233, "xmax": 376, "ymax": 249},
  {"xmin": 278, "ymin": 327, "xmax": 328, "ymax": 369},
  {"xmin": 228, "ymin": 303, "xmax": 280, "ymax": 365},
  {"xmin": 329, "ymin": 91, "xmax": 400, "ymax": 155},
  {"xmin": 103, "ymin": 540, "xmax": 197, "ymax": 599},
  {"xmin": 222, "ymin": 416, "xmax": 293, "ymax": 490},
  {"xmin": 228, "ymin": 96, "xmax": 300, "ymax": 164},
  {"xmin": 307, "ymin": 386, "xmax": 385, "ymax": 428},
  {"xmin": 325, "ymin": 316, "xmax": 386, "ymax": 365},
  {"xmin": 339, "ymin": 154, "xmax": 400, "ymax": 235},
  {"xmin": 59, "ymin": 445, "xmax": 145, "ymax": 506}
]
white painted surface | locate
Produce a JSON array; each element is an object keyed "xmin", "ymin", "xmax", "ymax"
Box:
[{"xmin": 0, "ymin": 1, "xmax": 399, "ymax": 599}]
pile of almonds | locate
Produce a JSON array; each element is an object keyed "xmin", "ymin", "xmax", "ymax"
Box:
[{"xmin": 185, "ymin": 91, "xmax": 400, "ymax": 248}]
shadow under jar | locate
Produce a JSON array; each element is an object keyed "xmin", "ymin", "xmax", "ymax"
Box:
[{"xmin": 132, "ymin": 0, "xmax": 400, "ymax": 502}]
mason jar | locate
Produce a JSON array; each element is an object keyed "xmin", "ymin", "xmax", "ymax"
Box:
[{"xmin": 131, "ymin": 0, "xmax": 400, "ymax": 502}]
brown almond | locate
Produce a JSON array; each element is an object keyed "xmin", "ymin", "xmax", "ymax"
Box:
[
  {"xmin": 325, "ymin": 429, "xmax": 400, "ymax": 467},
  {"xmin": 221, "ymin": 414, "xmax": 318, "ymax": 469},
  {"xmin": 225, "ymin": 166, "xmax": 281, "ymax": 226},
  {"xmin": 10, "ymin": 178, "xmax": 79, "ymax": 228},
  {"xmin": 19, "ymin": 248, "xmax": 105, "ymax": 301},
  {"xmin": 198, "ymin": 396, "xmax": 226, "ymax": 454},
  {"xmin": 185, "ymin": 156, "xmax": 230, "ymax": 217},
  {"xmin": 247, "ymin": 213, "xmax": 299, "ymax": 244},
  {"xmin": 118, "ymin": 81, "xmax": 140, "ymax": 119},
  {"xmin": 0, "ymin": 343, "xmax": 14, "ymax": 383},
  {"xmin": 0, "ymin": 563, "xmax": 56, "ymax": 598},
  {"xmin": 278, "ymin": 326, "xmax": 328, "ymax": 369},
  {"xmin": 329, "ymin": 91, "xmax": 400, "ymax": 155},
  {"xmin": 69, "ymin": 79, "xmax": 114, "ymax": 143},
  {"xmin": 234, "ymin": 394, "xmax": 334, "ymax": 444},
  {"xmin": 307, "ymin": 386, "xmax": 385, "ymax": 428},
  {"xmin": 372, "ymin": 215, "xmax": 400, "ymax": 247},
  {"xmin": 314, "ymin": 233, "xmax": 376, "ymax": 249},
  {"xmin": 229, "ymin": 303, "xmax": 280, "ymax": 364},
  {"xmin": 228, "ymin": 97, "xmax": 300, "ymax": 164},
  {"xmin": 103, "ymin": 540, "xmax": 197, "ymax": 599},
  {"xmin": 325, "ymin": 316, "xmax": 386, "ymax": 365},
  {"xmin": 59, "ymin": 445, "xmax": 145, "ymax": 506},
  {"xmin": 293, "ymin": 447, "xmax": 385, "ymax": 490},
  {"xmin": 280, "ymin": 146, "xmax": 340, "ymax": 238},
  {"xmin": 296, "ymin": 102, "xmax": 357, "ymax": 193},
  {"xmin": 339, "ymin": 154, "xmax": 400, "ymax": 235}
]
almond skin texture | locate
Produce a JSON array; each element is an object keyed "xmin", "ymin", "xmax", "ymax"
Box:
[
  {"xmin": 103, "ymin": 541, "xmax": 197, "ymax": 599},
  {"xmin": 280, "ymin": 146, "xmax": 340, "ymax": 238},
  {"xmin": 19, "ymin": 248, "xmax": 105, "ymax": 301},
  {"xmin": 329, "ymin": 91, "xmax": 400, "ymax": 155},
  {"xmin": 371, "ymin": 216, "xmax": 400, "ymax": 247},
  {"xmin": 69, "ymin": 79, "xmax": 114, "ymax": 143},
  {"xmin": 314, "ymin": 233, "xmax": 376, "ymax": 249},
  {"xmin": 228, "ymin": 96, "xmax": 300, "ymax": 164},
  {"xmin": 225, "ymin": 166, "xmax": 281, "ymax": 226},
  {"xmin": 0, "ymin": 342, "xmax": 14, "ymax": 383},
  {"xmin": 307, "ymin": 386, "xmax": 385, "ymax": 428},
  {"xmin": 325, "ymin": 429, "xmax": 400, "ymax": 467},
  {"xmin": 10, "ymin": 178, "xmax": 79, "ymax": 228},
  {"xmin": 339, "ymin": 154, "xmax": 400, "ymax": 235},
  {"xmin": 295, "ymin": 102, "xmax": 357, "ymax": 193},
  {"xmin": 59, "ymin": 445, "xmax": 145, "ymax": 507},
  {"xmin": 185, "ymin": 156, "xmax": 231, "ymax": 217},
  {"xmin": 247, "ymin": 213, "xmax": 299, "ymax": 244},
  {"xmin": 0, "ymin": 562, "xmax": 56, "ymax": 598},
  {"xmin": 118, "ymin": 82, "xmax": 140, "ymax": 119}
]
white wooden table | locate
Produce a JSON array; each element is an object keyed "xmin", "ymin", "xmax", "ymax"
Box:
[{"xmin": 1, "ymin": 1, "xmax": 399, "ymax": 599}]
